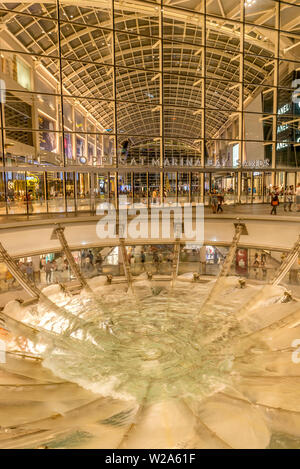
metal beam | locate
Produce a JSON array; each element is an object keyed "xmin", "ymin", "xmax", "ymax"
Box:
[
  {"xmin": 171, "ymin": 238, "xmax": 181, "ymax": 288},
  {"xmin": 0, "ymin": 242, "xmax": 40, "ymax": 299},
  {"xmin": 0, "ymin": 242, "xmax": 86, "ymax": 326},
  {"xmin": 51, "ymin": 224, "xmax": 93, "ymax": 293},
  {"xmin": 272, "ymin": 235, "xmax": 300, "ymax": 287},
  {"xmin": 199, "ymin": 221, "xmax": 246, "ymax": 311},
  {"xmin": 119, "ymin": 237, "xmax": 134, "ymax": 293}
]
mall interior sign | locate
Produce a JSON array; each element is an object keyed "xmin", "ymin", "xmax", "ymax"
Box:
[{"xmin": 98, "ymin": 156, "xmax": 271, "ymax": 169}]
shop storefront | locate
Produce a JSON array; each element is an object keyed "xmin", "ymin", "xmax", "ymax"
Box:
[{"xmin": 0, "ymin": 167, "xmax": 299, "ymax": 215}]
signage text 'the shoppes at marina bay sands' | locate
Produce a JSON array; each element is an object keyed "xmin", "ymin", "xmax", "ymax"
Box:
[{"xmin": 98, "ymin": 156, "xmax": 271, "ymax": 169}]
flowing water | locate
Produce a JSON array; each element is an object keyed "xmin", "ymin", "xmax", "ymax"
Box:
[
  {"xmin": 1, "ymin": 276, "xmax": 300, "ymax": 449},
  {"xmin": 44, "ymin": 290, "xmax": 240, "ymax": 403}
]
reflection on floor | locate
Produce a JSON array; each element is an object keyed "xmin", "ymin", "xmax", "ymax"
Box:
[
  {"xmin": 1, "ymin": 274, "xmax": 300, "ymax": 449},
  {"xmin": 0, "ymin": 202, "xmax": 299, "ymax": 224}
]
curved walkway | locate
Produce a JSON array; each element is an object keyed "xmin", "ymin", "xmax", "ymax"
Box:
[{"xmin": 0, "ymin": 204, "xmax": 298, "ymax": 258}]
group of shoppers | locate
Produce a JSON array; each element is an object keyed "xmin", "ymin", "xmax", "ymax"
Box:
[
  {"xmin": 41, "ymin": 249, "xmax": 103, "ymax": 284},
  {"xmin": 127, "ymin": 246, "xmax": 174, "ymax": 274},
  {"xmin": 253, "ymin": 252, "xmax": 268, "ymax": 279},
  {"xmin": 81, "ymin": 250, "xmax": 103, "ymax": 274},
  {"xmin": 270, "ymin": 184, "xmax": 300, "ymax": 215}
]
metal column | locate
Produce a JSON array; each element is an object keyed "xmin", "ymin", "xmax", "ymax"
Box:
[
  {"xmin": 0, "ymin": 243, "xmax": 40, "ymax": 299},
  {"xmin": 119, "ymin": 237, "xmax": 133, "ymax": 293},
  {"xmin": 272, "ymin": 235, "xmax": 300, "ymax": 287},
  {"xmin": 171, "ymin": 238, "xmax": 181, "ymax": 288},
  {"xmin": 199, "ymin": 222, "xmax": 247, "ymax": 311},
  {"xmin": 52, "ymin": 224, "xmax": 92, "ymax": 292}
]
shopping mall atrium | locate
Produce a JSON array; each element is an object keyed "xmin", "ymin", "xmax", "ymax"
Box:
[{"xmin": 0, "ymin": 0, "xmax": 299, "ymax": 450}]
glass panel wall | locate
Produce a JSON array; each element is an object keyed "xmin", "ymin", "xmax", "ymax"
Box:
[
  {"xmin": 27, "ymin": 171, "xmax": 47, "ymax": 214},
  {"xmin": 6, "ymin": 171, "xmax": 27, "ymax": 214},
  {"xmin": 164, "ymin": 172, "xmax": 176, "ymax": 204},
  {"xmin": 47, "ymin": 172, "xmax": 65, "ymax": 213},
  {"xmin": 76, "ymin": 172, "xmax": 91, "ymax": 211},
  {"xmin": 0, "ymin": 173, "xmax": 6, "ymax": 215},
  {"xmin": 178, "ymin": 172, "xmax": 189, "ymax": 203},
  {"xmin": 133, "ymin": 173, "xmax": 147, "ymax": 206},
  {"xmin": 0, "ymin": 0, "xmax": 298, "ymax": 214},
  {"xmin": 65, "ymin": 172, "xmax": 75, "ymax": 212}
]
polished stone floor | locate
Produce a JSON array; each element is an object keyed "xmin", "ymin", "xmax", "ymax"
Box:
[{"xmin": 0, "ymin": 202, "xmax": 298, "ymax": 225}]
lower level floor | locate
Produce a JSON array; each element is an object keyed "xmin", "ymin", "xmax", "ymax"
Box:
[{"xmin": 0, "ymin": 243, "xmax": 298, "ymax": 305}]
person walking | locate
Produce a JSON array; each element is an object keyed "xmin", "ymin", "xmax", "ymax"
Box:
[
  {"xmin": 261, "ymin": 258, "xmax": 267, "ymax": 280},
  {"xmin": 26, "ymin": 190, "xmax": 34, "ymax": 214},
  {"xmin": 45, "ymin": 260, "xmax": 52, "ymax": 284},
  {"xmin": 261, "ymin": 252, "xmax": 267, "ymax": 264},
  {"xmin": 95, "ymin": 253, "xmax": 103, "ymax": 273},
  {"xmin": 152, "ymin": 189, "xmax": 157, "ymax": 205},
  {"xmin": 87, "ymin": 250, "xmax": 94, "ymax": 265},
  {"xmin": 217, "ymin": 193, "xmax": 224, "ymax": 213},
  {"xmin": 211, "ymin": 192, "xmax": 218, "ymax": 214},
  {"xmin": 26, "ymin": 262, "xmax": 34, "ymax": 283},
  {"xmin": 270, "ymin": 193, "xmax": 279, "ymax": 215},
  {"xmin": 140, "ymin": 250, "xmax": 146, "ymax": 272},
  {"xmin": 284, "ymin": 186, "xmax": 294, "ymax": 212},
  {"xmin": 153, "ymin": 251, "xmax": 160, "ymax": 273},
  {"xmin": 253, "ymin": 257, "xmax": 260, "ymax": 279}
]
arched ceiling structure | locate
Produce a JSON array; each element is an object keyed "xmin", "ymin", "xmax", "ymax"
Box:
[{"xmin": 0, "ymin": 0, "xmax": 299, "ymax": 153}]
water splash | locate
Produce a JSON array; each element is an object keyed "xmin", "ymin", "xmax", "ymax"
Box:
[{"xmin": 12, "ymin": 280, "xmax": 243, "ymax": 404}]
